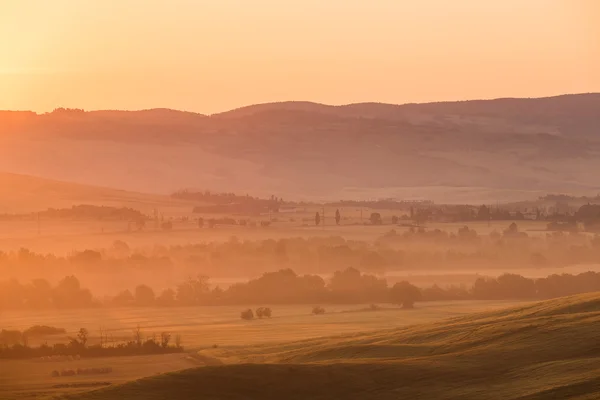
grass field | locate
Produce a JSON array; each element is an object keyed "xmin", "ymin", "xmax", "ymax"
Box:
[
  {"xmin": 1, "ymin": 300, "xmax": 527, "ymax": 399},
  {"xmin": 0, "ymin": 353, "xmax": 201, "ymax": 399},
  {"xmin": 2, "ymin": 300, "xmax": 526, "ymax": 349},
  {"xmin": 54, "ymin": 292, "xmax": 600, "ymax": 399}
]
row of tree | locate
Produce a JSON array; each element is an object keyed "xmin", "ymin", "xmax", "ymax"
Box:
[
  {"xmin": 0, "ymin": 326, "xmax": 183, "ymax": 359},
  {"xmin": 4, "ymin": 268, "xmax": 600, "ymax": 311},
  {"xmin": 8, "ymin": 222, "xmax": 600, "ymax": 285}
]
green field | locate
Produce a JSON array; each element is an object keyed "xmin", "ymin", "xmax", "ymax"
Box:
[{"xmin": 55, "ymin": 292, "xmax": 600, "ymax": 399}]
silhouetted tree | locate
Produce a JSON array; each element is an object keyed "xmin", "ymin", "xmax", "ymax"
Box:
[
  {"xmin": 315, "ymin": 212, "xmax": 321, "ymax": 226},
  {"xmin": 335, "ymin": 209, "xmax": 341, "ymax": 225},
  {"xmin": 390, "ymin": 281, "xmax": 421, "ymax": 308},
  {"xmin": 77, "ymin": 328, "xmax": 89, "ymax": 347},
  {"xmin": 135, "ymin": 285, "xmax": 156, "ymax": 306},
  {"xmin": 477, "ymin": 205, "xmax": 491, "ymax": 220},
  {"xmin": 240, "ymin": 309, "xmax": 254, "ymax": 320},
  {"xmin": 369, "ymin": 213, "xmax": 382, "ymax": 225},
  {"xmin": 160, "ymin": 332, "xmax": 171, "ymax": 348}
]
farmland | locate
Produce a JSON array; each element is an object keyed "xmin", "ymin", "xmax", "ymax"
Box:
[
  {"xmin": 53, "ymin": 292, "xmax": 600, "ymax": 400},
  {"xmin": 2, "ymin": 300, "xmax": 526, "ymax": 349}
]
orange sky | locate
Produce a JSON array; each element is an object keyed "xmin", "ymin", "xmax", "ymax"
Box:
[{"xmin": 0, "ymin": 0, "xmax": 598, "ymax": 114}]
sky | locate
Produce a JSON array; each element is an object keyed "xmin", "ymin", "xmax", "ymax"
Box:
[{"xmin": 0, "ymin": 0, "xmax": 598, "ymax": 114}]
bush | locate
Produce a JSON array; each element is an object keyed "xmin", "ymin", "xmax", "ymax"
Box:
[
  {"xmin": 256, "ymin": 307, "xmax": 272, "ymax": 318},
  {"xmin": 240, "ymin": 309, "xmax": 254, "ymax": 320},
  {"xmin": 312, "ymin": 306, "xmax": 325, "ymax": 315}
]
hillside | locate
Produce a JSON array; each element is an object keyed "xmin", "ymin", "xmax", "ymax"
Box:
[
  {"xmin": 63, "ymin": 293, "xmax": 600, "ymax": 399},
  {"xmin": 0, "ymin": 172, "xmax": 194, "ymax": 214},
  {"xmin": 2, "ymin": 94, "xmax": 600, "ymax": 203}
]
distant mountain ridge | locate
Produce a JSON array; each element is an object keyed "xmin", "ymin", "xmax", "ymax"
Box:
[{"xmin": 1, "ymin": 93, "xmax": 599, "ymax": 203}]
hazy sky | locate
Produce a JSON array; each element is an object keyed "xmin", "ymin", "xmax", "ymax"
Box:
[{"xmin": 1, "ymin": 0, "xmax": 598, "ymax": 113}]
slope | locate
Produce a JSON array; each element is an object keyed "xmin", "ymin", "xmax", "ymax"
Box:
[{"xmin": 62, "ymin": 293, "xmax": 600, "ymax": 399}]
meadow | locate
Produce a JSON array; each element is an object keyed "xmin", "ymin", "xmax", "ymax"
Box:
[
  {"xmin": 55, "ymin": 292, "xmax": 600, "ymax": 400},
  {"xmin": 0, "ymin": 353, "xmax": 200, "ymax": 399},
  {"xmin": 1, "ymin": 299, "xmax": 527, "ymax": 399},
  {"xmin": 2, "ymin": 300, "xmax": 525, "ymax": 348}
]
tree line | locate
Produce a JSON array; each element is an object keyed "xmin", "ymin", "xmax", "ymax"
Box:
[
  {"xmin": 0, "ymin": 325, "xmax": 183, "ymax": 360},
  {"xmin": 4, "ymin": 224, "xmax": 600, "ymax": 284},
  {"xmin": 4, "ymin": 268, "xmax": 600, "ymax": 311}
]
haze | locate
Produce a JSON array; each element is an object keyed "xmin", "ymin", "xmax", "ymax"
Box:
[
  {"xmin": 1, "ymin": 0, "xmax": 599, "ymax": 113},
  {"xmin": 3, "ymin": 2, "xmax": 600, "ymax": 399}
]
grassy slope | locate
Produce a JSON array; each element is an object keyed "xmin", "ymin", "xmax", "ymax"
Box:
[{"xmin": 62, "ymin": 293, "xmax": 600, "ymax": 399}]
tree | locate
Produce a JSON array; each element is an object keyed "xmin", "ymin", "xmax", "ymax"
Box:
[
  {"xmin": 256, "ymin": 307, "xmax": 272, "ymax": 318},
  {"xmin": 156, "ymin": 288, "xmax": 176, "ymax": 306},
  {"xmin": 113, "ymin": 289, "xmax": 134, "ymax": 306},
  {"xmin": 504, "ymin": 222, "xmax": 520, "ymax": 237},
  {"xmin": 369, "ymin": 212, "xmax": 382, "ymax": 225},
  {"xmin": 241, "ymin": 309, "xmax": 254, "ymax": 320},
  {"xmin": 160, "ymin": 332, "xmax": 171, "ymax": 348},
  {"xmin": 135, "ymin": 285, "xmax": 156, "ymax": 306},
  {"xmin": 477, "ymin": 205, "xmax": 491, "ymax": 220},
  {"xmin": 77, "ymin": 328, "xmax": 89, "ymax": 347},
  {"xmin": 335, "ymin": 209, "xmax": 341, "ymax": 225},
  {"xmin": 328, "ymin": 267, "xmax": 388, "ymax": 302},
  {"xmin": 315, "ymin": 212, "xmax": 321, "ymax": 226},
  {"xmin": 390, "ymin": 281, "xmax": 421, "ymax": 309},
  {"xmin": 176, "ymin": 275, "xmax": 211, "ymax": 305},
  {"xmin": 133, "ymin": 325, "xmax": 143, "ymax": 347},
  {"xmin": 391, "ymin": 215, "xmax": 399, "ymax": 224}
]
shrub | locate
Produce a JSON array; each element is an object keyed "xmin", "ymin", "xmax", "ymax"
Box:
[
  {"xmin": 256, "ymin": 307, "xmax": 272, "ymax": 318},
  {"xmin": 312, "ymin": 306, "xmax": 325, "ymax": 315},
  {"xmin": 240, "ymin": 309, "xmax": 254, "ymax": 320}
]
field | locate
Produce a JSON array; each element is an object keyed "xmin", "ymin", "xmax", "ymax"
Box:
[
  {"xmin": 2, "ymin": 300, "xmax": 526, "ymax": 349},
  {"xmin": 0, "ymin": 354, "xmax": 201, "ymax": 399},
  {"xmin": 55, "ymin": 292, "xmax": 600, "ymax": 399},
  {"xmin": 1, "ymin": 299, "xmax": 527, "ymax": 399}
]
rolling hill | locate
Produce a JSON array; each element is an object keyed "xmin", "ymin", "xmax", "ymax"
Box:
[
  {"xmin": 63, "ymin": 293, "xmax": 600, "ymax": 399},
  {"xmin": 2, "ymin": 93, "xmax": 600, "ymax": 203}
]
